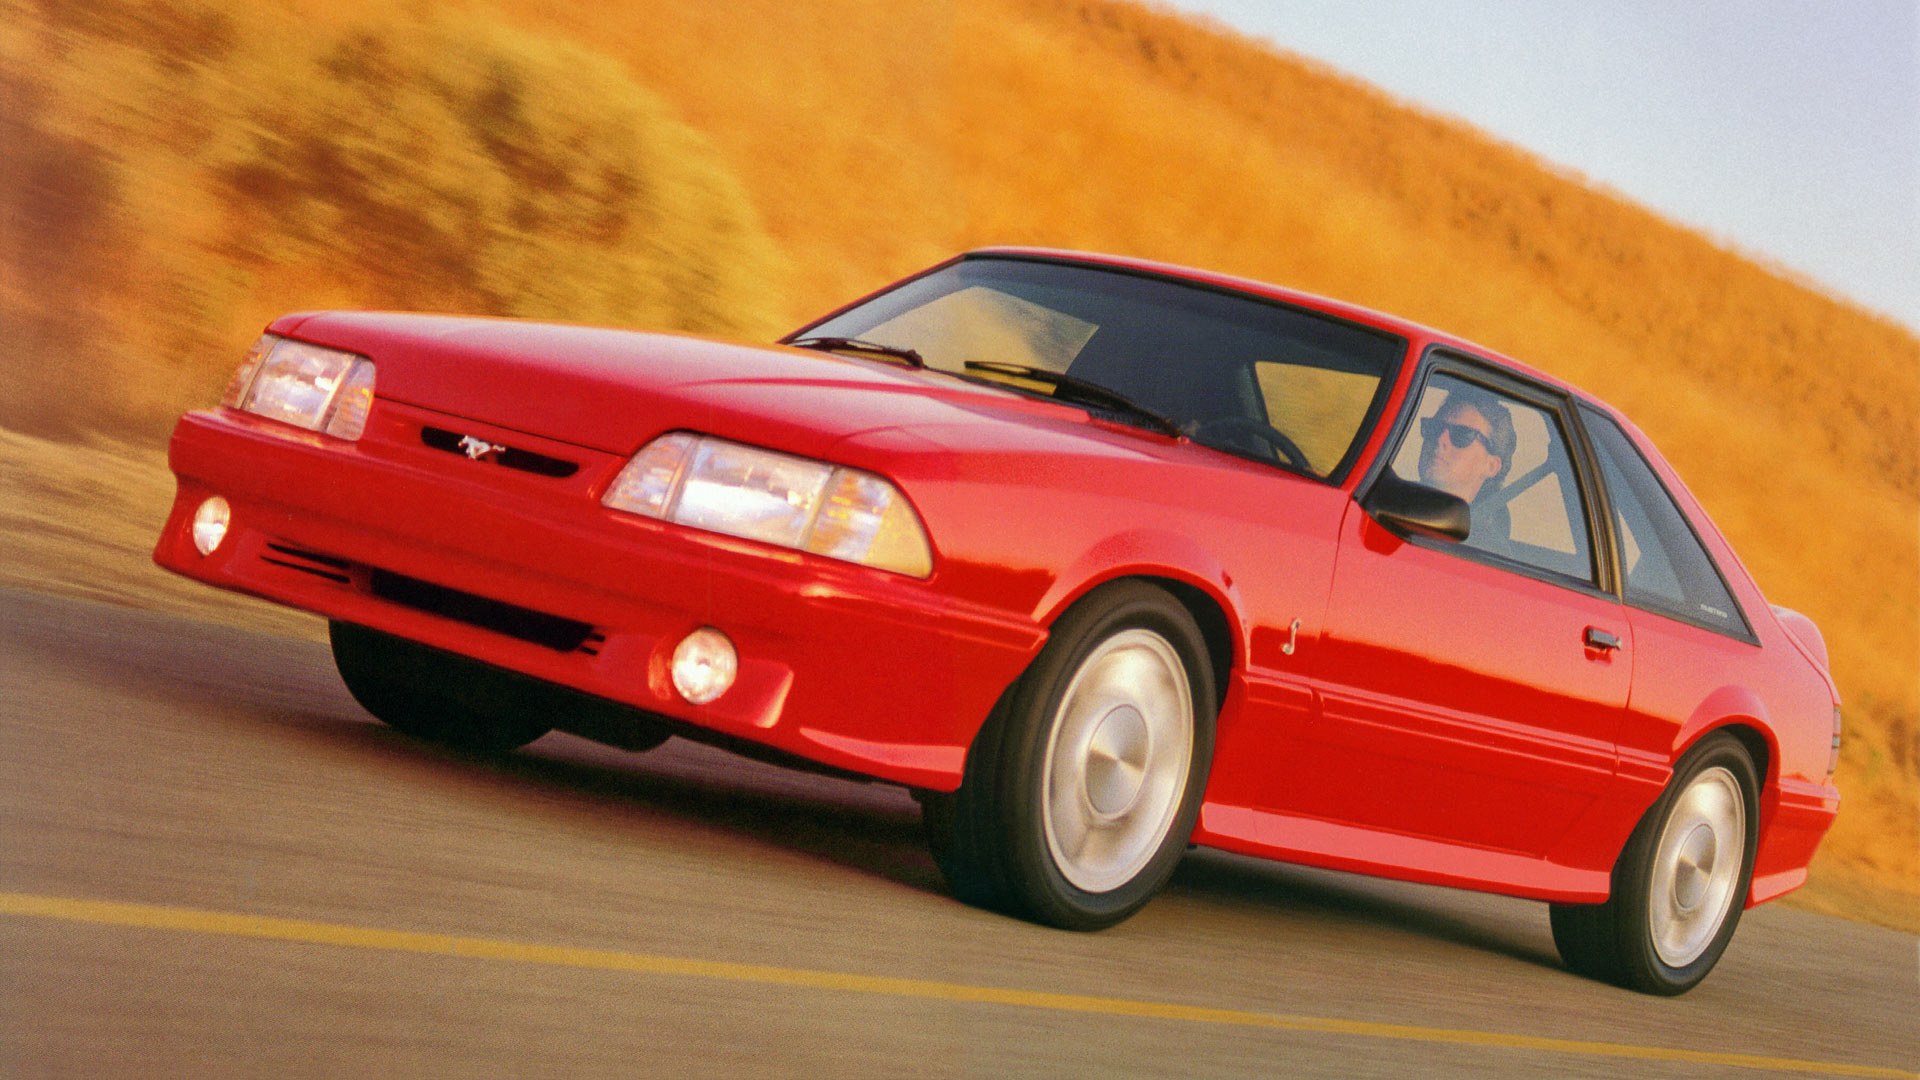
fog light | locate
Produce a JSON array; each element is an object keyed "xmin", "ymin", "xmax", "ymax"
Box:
[
  {"xmin": 191, "ymin": 497, "xmax": 231, "ymax": 556},
  {"xmin": 671, "ymin": 627, "xmax": 737, "ymax": 704}
]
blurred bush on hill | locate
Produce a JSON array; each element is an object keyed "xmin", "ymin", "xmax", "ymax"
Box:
[{"xmin": 0, "ymin": 0, "xmax": 784, "ymax": 440}]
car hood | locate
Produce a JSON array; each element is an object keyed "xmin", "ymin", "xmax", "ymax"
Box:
[{"xmin": 279, "ymin": 311, "xmax": 1132, "ymax": 459}]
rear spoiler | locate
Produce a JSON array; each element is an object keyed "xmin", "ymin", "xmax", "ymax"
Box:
[{"xmin": 1769, "ymin": 604, "xmax": 1830, "ymax": 671}]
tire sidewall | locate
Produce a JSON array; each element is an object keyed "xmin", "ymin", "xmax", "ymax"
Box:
[
  {"xmin": 1616, "ymin": 732, "xmax": 1761, "ymax": 994},
  {"xmin": 994, "ymin": 581, "xmax": 1217, "ymax": 928},
  {"xmin": 329, "ymin": 620, "xmax": 552, "ymax": 752}
]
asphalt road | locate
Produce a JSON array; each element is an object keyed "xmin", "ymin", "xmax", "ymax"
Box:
[{"xmin": 2, "ymin": 586, "xmax": 1914, "ymax": 1079}]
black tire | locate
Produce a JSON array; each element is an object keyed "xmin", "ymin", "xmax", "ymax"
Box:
[
  {"xmin": 329, "ymin": 621, "xmax": 555, "ymax": 753},
  {"xmin": 1550, "ymin": 731, "xmax": 1760, "ymax": 995},
  {"xmin": 929, "ymin": 580, "xmax": 1217, "ymax": 930}
]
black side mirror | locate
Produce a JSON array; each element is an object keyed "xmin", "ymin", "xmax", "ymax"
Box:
[{"xmin": 1363, "ymin": 473, "xmax": 1471, "ymax": 543}]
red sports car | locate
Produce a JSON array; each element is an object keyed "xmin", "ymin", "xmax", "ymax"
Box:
[{"xmin": 155, "ymin": 248, "xmax": 1840, "ymax": 994}]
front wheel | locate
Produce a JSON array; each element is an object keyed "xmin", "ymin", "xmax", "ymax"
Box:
[
  {"xmin": 329, "ymin": 621, "xmax": 554, "ymax": 754},
  {"xmin": 1550, "ymin": 731, "xmax": 1759, "ymax": 994},
  {"xmin": 928, "ymin": 581, "xmax": 1216, "ymax": 930}
]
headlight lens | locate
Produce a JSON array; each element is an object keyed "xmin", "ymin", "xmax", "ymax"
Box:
[
  {"xmin": 675, "ymin": 438, "xmax": 834, "ymax": 548},
  {"xmin": 224, "ymin": 334, "xmax": 376, "ymax": 440},
  {"xmin": 604, "ymin": 433, "xmax": 933, "ymax": 577},
  {"xmin": 221, "ymin": 335, "xmax": 276, "ymax": 408}
]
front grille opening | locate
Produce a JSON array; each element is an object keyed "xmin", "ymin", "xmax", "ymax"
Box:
[
  {"xmin": 262, "ymin": 543, "xmax": 352, "ymax": 584},
  {"xmin": 420, "ymin": 426, "xmax": 580, "ymax": 478},
  {"xmin": 368, "ymin": 569, "xmax": 594, "ymax": 652}
]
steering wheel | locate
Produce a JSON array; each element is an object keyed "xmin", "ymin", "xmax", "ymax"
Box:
[{"xmin": 1188, "ymin": 415, "xmax": 1311, "ymax": 471}]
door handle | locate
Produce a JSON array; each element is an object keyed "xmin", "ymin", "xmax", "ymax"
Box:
[{"xmin": 1583, "ymin": 626, "xmax": 1622, "ymax": 652}]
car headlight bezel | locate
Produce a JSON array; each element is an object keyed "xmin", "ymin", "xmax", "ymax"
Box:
[
  {"xmin": 223, "ymin": 334, "xmax": 377, "ymax": 441},
  {"xmin": 603, "ymin": 433, "xmax": 934, "ymax": 578}
]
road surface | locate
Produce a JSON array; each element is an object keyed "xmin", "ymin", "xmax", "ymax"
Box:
[{"xmin": 2, "ymin": 587, "xmax": 1914, "ymax": 1078}]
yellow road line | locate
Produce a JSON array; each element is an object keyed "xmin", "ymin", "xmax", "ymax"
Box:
[{"xmin": 3, "ymin": 890, "xmax": 1912, "ymax": 1079}]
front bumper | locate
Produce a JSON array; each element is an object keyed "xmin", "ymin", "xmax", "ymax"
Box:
[{"xmin": 154, "ymin": 405, "xmax": 1043, "ymax": 790}]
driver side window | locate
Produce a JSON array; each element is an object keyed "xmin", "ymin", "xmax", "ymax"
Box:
[{"xmin": 1387, "ymin": 373, "xmax": 1597, "ymax": 585}]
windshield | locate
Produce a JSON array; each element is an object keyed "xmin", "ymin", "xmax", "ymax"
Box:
[{"xmin": 790, "ymin": 256, "xmax": 1406, "ymax": 481}]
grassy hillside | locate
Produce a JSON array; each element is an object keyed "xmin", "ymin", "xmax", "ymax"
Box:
[
  {"xmin": 2, "ymin": 0, "xmax": 1913, "ymax": 923},
  {"xmin": 0, "ymin": 0, "xmax": 786, "ymax": 439}
]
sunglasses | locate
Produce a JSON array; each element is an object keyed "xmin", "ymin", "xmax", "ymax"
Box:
[{"xmin": 1422, "ymin": 417, "xmax": 1493, "ymax": 452}]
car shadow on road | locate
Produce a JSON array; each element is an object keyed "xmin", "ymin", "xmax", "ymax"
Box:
[
  {"xmin": 321, "ymin": 714, "xmax": 1567, "ymax": 977},
  {"xmin": 337, "ymin": 723, "xmax": 950, "ymax": 897},
  {"xmin": 1166, "ymin": 850, "xmax": 1567, "ymax": 972}
]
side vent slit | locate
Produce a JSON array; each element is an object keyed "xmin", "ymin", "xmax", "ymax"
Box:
[
  {"xmin": 261, "ymin": 543, "xmax": 353, "ymax": 583},
  {"xmin": 368, "ymin": 569, "xmax": 594, "ymax": 652}
]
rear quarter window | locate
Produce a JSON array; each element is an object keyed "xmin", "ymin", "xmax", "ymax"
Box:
[{"xmin": 1579, "ymin": 405, "xmax": 1751, "ymax": 639}]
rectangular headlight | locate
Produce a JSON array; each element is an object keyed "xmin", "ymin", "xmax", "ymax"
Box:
[
  {"xmin": 604, "ymin": 433, "xmax": 933, "ymax": 577},
  {"xmin": 675, "ymin": 438, "xmax": 834, "ymax": 548},
  {"xmin": 225, "ymin": 335, "xmax": 376, "ymax": 440}
]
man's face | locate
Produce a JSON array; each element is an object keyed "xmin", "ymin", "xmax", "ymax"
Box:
[{"xmin": 1419, "ymin": 402, "xmax": 1503, "ymax": 502}]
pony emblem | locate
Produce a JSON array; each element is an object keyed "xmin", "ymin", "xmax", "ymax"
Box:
[{"xmin": 457, "ymin": 435, "xmax": 507, "ymax": 462}]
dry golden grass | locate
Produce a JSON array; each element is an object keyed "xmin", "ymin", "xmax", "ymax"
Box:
[
  {"xmin": 0, "ymin": 0, "xmax": 786, "ymax": 440},
  {"xmin": 1, "ymin": 0, "xmax": 1912, "ymax": 924}
]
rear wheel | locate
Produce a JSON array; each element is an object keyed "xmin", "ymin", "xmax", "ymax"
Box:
[
  {"xmin": 928, "ymin": 581, "xmax": 1216, "ymax": 930},
  {"xmin": 329, "ymin": 621, "xmax": 554, "ymax": 753},
  {"xmin": 1550, "ymin": 731, "xmax": 1759, "ymax": 994}
]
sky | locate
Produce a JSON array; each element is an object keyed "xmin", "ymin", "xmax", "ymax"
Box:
[{"xmin": 1158, "ymin": 0, "xmax": 1920, "ymax": 334}]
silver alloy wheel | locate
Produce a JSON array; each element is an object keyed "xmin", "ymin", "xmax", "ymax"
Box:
[
  {"xmin": 1040, "ymin": 628, "xmax": 1194, "ymax": 894},
  {"xmin": 1648, "ymin": 765, "xmax": 1746, "ymax": 967}
]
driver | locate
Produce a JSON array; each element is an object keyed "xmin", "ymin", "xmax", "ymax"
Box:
[{"xmin": 1418, "ymin": 386, "xmax": 1514, "ymax": 505}]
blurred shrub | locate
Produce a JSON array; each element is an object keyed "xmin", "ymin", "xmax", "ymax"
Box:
[
  {"xmin": 208, "ymin": 14, "xmax": 782, "ymax": 333},
  {"xmin": 0, "ymin": 0, "xmax": 785, "ymax": 439},
  {"xmin": 0, "ymin": 61, "xmax": 123, "ymax": 436}
]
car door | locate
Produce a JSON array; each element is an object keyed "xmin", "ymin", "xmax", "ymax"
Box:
[{"xmin": 1281, "ymin": 358, "xmax": 1631, "ymax": 858}]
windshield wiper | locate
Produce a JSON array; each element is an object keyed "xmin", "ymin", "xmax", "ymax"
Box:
[
  {"xmin": 787, "ymin": 336, "xmax": 925, "ymax": 369},
  {"xmin": 961, "ymin": 361, "xmax": 1182, "ymax": 437}
]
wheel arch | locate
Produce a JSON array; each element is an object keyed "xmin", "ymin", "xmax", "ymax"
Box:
[
  {"xmin": 1144, "ymin": 576, "xmax": 1235, "ymax": 711},
  {"xmin": 930, "ymin": 567, "xmax": 1230, "ymax": 929},
  {"xmin": 957, "ymin": 564, "xmax": 1240, "ymax": 774},
  {"xmin": 1673, "ymin": 686, "xmax": 1779, "ymax": 793},
  {"xmin": 1030, "ymin": 533, "xmax": 1242, "ymax": 715},
  {"xmin": 1672, "ymin": 705, "xmax": 1778, "ymax": 897},
  {"xmin": 1710, "ymin": 723, "xmax": 1773, "ymax": 797}
]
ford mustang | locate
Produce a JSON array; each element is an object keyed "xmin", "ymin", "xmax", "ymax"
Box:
[{"xmin": 154, "ymin": 248, "xmax": 1841, "ymax": 994}]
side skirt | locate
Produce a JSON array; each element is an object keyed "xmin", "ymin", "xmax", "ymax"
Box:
[{"xmin": 1192, "ymin": 801, "xmax": 1611, "ymax": 904}]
